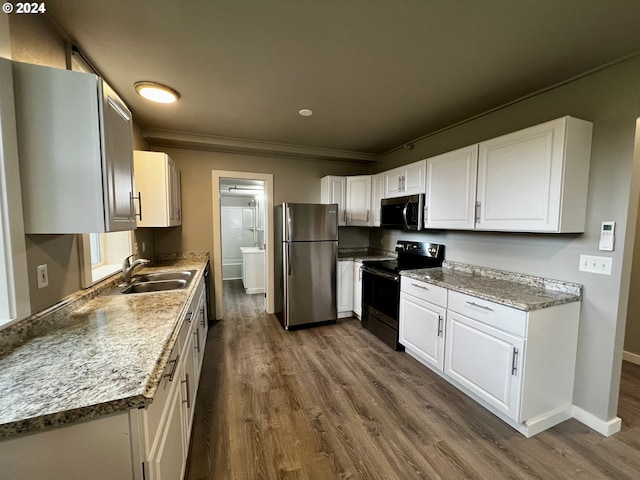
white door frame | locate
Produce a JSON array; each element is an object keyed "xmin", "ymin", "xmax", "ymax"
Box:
[{"xmin": 212, "ymin": 170, "xmax": 274, "ymax": 319}]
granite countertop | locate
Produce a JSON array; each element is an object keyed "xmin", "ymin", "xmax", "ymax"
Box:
[
  {"xmin": 401, "ymin": 261, "xmax": 582, "ymax": 312},
  {"xmin": 0, "ymin": 254, "xmax": 209, "ymax": 439},
  {"xmin": 338, "ymin": 247, "xmax": 396, "ymax": 262}
]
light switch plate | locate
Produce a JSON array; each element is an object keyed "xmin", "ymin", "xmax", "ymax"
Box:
[
  {"xmin": 37, "ymin": 264, "xmax": 49, "ymax": 288},
  {"xmin": 579, "ymin": 255, "xmax": 612, "ymax": 275}
]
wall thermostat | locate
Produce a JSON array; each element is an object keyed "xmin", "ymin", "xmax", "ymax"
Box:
[{"xmin": 599, "ymin": 221, "xmax": 615, "ymax": 251}]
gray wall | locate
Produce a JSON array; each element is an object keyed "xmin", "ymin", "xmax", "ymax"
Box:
[{"xmin": 371, "ymin": 55, "xmax": 640, "ymax": 423}]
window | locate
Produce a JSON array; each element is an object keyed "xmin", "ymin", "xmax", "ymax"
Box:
[{"xmin": 79, "ymin": 231, "xmax": 134, "ymax": 287}]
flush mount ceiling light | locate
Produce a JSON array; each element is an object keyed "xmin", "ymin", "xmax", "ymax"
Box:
[
  {"xmin": 298, "ymin": 108, "xmax": 313, "ymax": 117},
  {"xmin": 134, "ymin": 81, "xmax": 180, "ymax": 104}
]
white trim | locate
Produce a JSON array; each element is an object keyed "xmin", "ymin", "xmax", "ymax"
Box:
[
  {"xmin": 623, "ymin": 350, "xmax": 640, "ymax": 365},
  {"xmin": 571, "ymin": 406, "xmax": 622, "ymax": 436},
  {"xmin": 146, "ymin": 129, "xmax": 379, "ymax": 165},
  {"xmin": 212, "ymin": 171, "xmax": 274, "ymax": 319},
  {"xmin": 0, "ymin": 58, "xmax": 30, "ymax": 329}
]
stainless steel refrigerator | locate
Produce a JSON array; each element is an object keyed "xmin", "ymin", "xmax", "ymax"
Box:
[{"xmin": 275, "ymin": 203, "xmax": 338, "ymax": 329}]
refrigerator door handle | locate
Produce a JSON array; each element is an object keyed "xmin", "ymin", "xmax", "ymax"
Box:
[
  {"xmin": 287, "ymin": 243, "xmax": 291, "ymax": 276},
  {"xmin": 286, "ymin": 204, "xmax": 293, "ymax": 242}
]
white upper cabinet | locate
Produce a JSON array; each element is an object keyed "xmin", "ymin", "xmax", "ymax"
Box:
[
  {"xmin": 476, "ymin": 116, "xmax": 592, "ymax": 233},
  {"xmin": 371, "ymin": 173, "xmax": 384, "ymax": 227},
  {"xmin": 12, "ymin": 61, "xmax": 136, "ymax": 234},
  {"xmin": 321, "ymin": 175, "xmax": 347, "ymax": 226},
  {"xmin": 346, "ymin": 175, "xmax": 372, "ymax": 226},
  {"xmin": 425, "ymin": 145, "xmax": 478, "ymax": 230},
  {"xmin": 134, "ymin": 151, "xmax": 182, "ymax": 227},
  {"xmin": 383, "ymin": 159, "xmax": 426, "ymax": 198}
]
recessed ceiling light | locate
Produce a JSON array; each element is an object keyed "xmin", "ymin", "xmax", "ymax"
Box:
[
  {"xmin": 298, "ymin": 108, "xmax": 313, "ymax": 117},
  {"xmin": 134, "ymin": 81, "xmax": 180, "ymax": 104}
]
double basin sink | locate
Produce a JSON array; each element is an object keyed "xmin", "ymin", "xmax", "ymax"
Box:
[{"xmin": 111, "ymin": 270, "xmax": 197, "ymax": 295}]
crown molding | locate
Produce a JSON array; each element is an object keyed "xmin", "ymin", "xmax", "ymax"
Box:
[{"xmin": 143, "ymin": 129, "xmax": 380, "ymax": 165}]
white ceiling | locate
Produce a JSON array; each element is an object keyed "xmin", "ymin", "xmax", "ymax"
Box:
[{"xmin": 46, "ymin": 0, "xmax": 640, "ymax": 158}]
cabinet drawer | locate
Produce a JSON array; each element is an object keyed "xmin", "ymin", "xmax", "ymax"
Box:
[
  {"xmin": 447, "ymin": 291, "xmax": 527, "ymax": 337},
  {"xmin": 401, "ymin": 276, "xmax": 447, "ymax": 307}
]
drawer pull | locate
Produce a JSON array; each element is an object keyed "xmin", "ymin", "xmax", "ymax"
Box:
[
  {"xmin": 182, "ymin": 373, "xmax": 191, "ymax": 409},
  {"xmin": 186, "ymin": 312, "xmax": 193, "ymax": 323},
  {"xmin": 511, "ymin": 348, "xmax": 519, "ymax": 375},
  {"xmin": 164, "ymin": 355, "xmax": 180, "ymax": 382},
  {"xmin": 194, "ymin": 331, "xmax": 200, "ymax": 353},
  {"xmin": 411, "ymin": 283, "xmax": 429, "ymax": 291},
  {"xmin": 466, "ymin": 301, "xmax": 494, "ymax": 312},
  {"xmin": 200, "ymin": 306, "xmax": 206, "ymax": 327}
]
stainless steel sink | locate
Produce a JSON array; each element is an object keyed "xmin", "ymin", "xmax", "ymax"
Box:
[
  {"xmin": 108, "ymin": 270, "xmax": 197, "ymax": 295},
  {"xmin": 133, "ymin": 270, "xmax": 195, "ymax": 283},
  {"xmin": 122, "ymin": 279, "xmax": 188, "ymax": 294}
]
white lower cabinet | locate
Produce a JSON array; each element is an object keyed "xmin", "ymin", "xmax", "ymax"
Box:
[
  {"xmin": 399, "ymin": 278, "xmax": 447, "ymax": 372},
  {"xmin": 0, "ymin": 276, "xmax": 208, "ymax": 479},
  {"xmin": 337, "ymin": 260, "xmax": 354, "ymax": 318},
  {"xmin": 444, "ymin": 309, "xmax": 525, "ymax": 421},
  {"xmin": 352, "ymin": 261, "xmax": 363, "ymax": 319},
  {"xmin": 399, "ymin": 278, "xmax": 580, "ymax": 437}
]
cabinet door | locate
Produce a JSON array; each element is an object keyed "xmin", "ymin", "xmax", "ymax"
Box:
[
  {"xmin": 399, "ymin": 293, "xmax": 446, "ymax": 371},
  {"xmin": 475, "ymin": 117, "xmax": 591, "ymax": 232},
  {"xmin": 169, "ymin": 159, "xmax": 182, "ymax": 226},
  {"xmin": 321, "ymin": 176, "xmax": 347, "ymax": 226},
  {"xmin": 102, "ymin": 81, "xmax": 136, "ymax": 231},
  {"xmin": 181, "ymin": 330, "xmax": 198, "ymax": 450},
  {"xmin": 402, "ymin": 160, "xmax": 426, "ymax": 196},
  {"xmin": 337, "ymin": 260, "xmax": 353, "ymax": 316},
  {"xmin": 346, "ymin": 176, "xmax": 372, "ymax": 226},
  {"xmin": 383, "ymin": 168, "xmax": 403, "ymax": 198},
  {"xmin": 371, "ymin": 174, "xmax": 384, "ymax": 227},
  {"xmin": 352, "ymin": 262, "xmax": 363, "ymax": 319},
  {"xmin": 147, "ymin": 378, "xmax": 186, "ymax": 480},
  {"xmin": 444, "ymin": 311, "xmax": 524, "ymax": 421},
  {"xmin": 425, "ymin": 146, "xmax": 477, "ymax": 230}
]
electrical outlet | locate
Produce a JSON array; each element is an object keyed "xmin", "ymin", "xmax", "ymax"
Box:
[
  {"xmin": 37, "ymin": 264, "xmax": 49, "ymax": 288},
  {"xmin": 578, "ymin": 255, "xmax": 612, "ymax": 275}
]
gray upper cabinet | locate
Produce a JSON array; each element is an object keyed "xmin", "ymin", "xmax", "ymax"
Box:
[{"xmin": 12, "ymin": 61, "xmax": 136, "ymax": 234}]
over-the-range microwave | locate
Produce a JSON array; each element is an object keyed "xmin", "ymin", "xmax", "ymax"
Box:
[{"xmin": 380, "ymin": 194, "xmax": 424, "ymax": 231}]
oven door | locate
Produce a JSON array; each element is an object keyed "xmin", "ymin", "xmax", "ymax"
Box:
[
  {"xmin": 380, "ymin": 194, "xmax": 424, "ymax": 230},
  {"xmin": 361, "ymin": 266, "xmax": 403, "ymax": 350}
]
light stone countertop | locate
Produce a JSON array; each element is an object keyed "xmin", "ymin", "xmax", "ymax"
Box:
[
  {"xmin": 401, "ymin": 261, "xmax": 582, "ymax": 311},
  {"xmin": 0, "ymin": 254, "xmax": 209, "ymax": 439}
]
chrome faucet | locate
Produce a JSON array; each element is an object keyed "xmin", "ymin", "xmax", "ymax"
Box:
[{"xmin": 122, "ymin": 254, "xmax": 151, "ymax": 284}]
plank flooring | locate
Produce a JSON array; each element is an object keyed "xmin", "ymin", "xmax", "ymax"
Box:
[{"xmin": 185, "ymin": 279, "xmax": 640, "ymax": 479}]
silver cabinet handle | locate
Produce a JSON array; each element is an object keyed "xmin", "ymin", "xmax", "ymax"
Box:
[
  {"xmin": 182, "ymin": 373, "xmax": 191, "ymax": 408},
  {"xmin": 186, "ymin": 312, "xmax": 193, "ymax": 323},
  {"xmin": 411, "ymin": 283, "xmax": 429, "ymax": 290},
  {"xmin": 200, "ymin": 306, "xmax": 206, "ymax": 327},
  {"xmin": 164, "ymin": 355, "xmax": 180, "ymax": 381},
  {"xmin": 366, "ymin": 209, "xmax": 370, "ymax": 223},
  {"xmin": 194, "ymin": 330, "xmax": 200, "ymax": 353},
  {"xmin": 131, "ymin": 192, "xmax": 143, "ymax": 221},
  {"xmin": 466, "ymin": 301, "xmax": 494, "ymax": 312},
  {"xmin": 437, "ymin": 315, "xmax": 443, "ymax": 337},
  {"xmin": 511, "ymin": 348, "xmax": 519, "ymax": 375},
  {"xmin": 475, "ymin": 201, "xmax": 481, "ymax": 223}
]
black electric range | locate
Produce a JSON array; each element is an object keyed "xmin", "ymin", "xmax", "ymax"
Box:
[{"xmin": 360, "ymin": 241, "xmax": 445, "ymax": 350}]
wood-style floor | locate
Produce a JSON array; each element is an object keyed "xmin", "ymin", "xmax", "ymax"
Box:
[{"xmin": 185, "ymin": 280, "xmax": 640, "ymax": 479}]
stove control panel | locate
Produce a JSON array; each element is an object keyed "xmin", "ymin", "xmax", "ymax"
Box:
[{"xmin": 396, "ymin": 240, "xmax": 444, "ymax": 259}]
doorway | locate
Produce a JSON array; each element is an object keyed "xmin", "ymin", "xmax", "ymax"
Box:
[{"xmin": 212, "ymin": 171, "xmax": 274, "ymax": 319}]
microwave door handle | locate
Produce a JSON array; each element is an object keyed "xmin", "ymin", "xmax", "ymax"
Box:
[{"xmin": 402, "ymin": 201, "xmax": 410, "ymax": 229}]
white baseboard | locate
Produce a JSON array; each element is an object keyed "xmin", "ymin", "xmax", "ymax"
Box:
[
  {"xmin": 623, "ymin": 350, "xmax": 640, "ymax": 365},
  {"xmin": 572, "ymin": 406, "xmax": 621, "ymax": 436}
]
